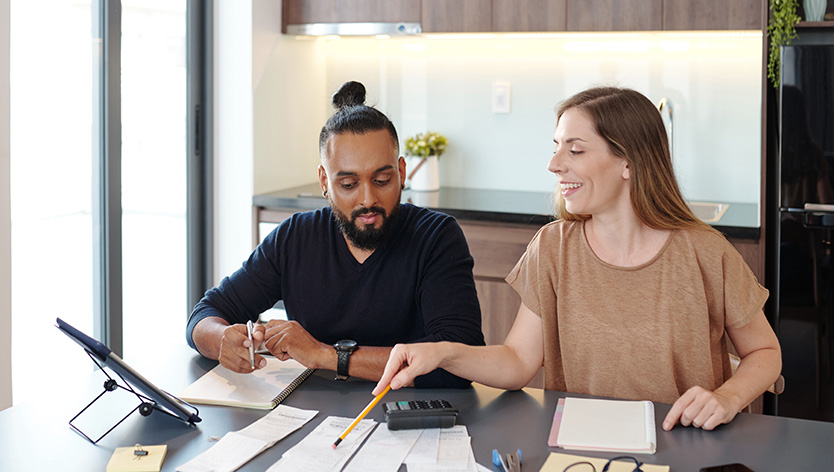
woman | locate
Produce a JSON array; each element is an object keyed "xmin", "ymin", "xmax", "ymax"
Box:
[{"xmin": 373, "ymin": 86, "xmax": 781, "ymax": 431}]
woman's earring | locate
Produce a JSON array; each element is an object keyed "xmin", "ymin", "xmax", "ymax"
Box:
[{"xmin": 322, "ymin": 190, "xmax": 328, "ymax": 198}]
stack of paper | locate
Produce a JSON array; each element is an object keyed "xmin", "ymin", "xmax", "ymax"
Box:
[
  {"xmin": 176, "ymin": 405, "xmax": 318, "ymax": 472},
  {"xmin": 266, "ymin": 422, "xmax": 489, "ymax": 472},
  {"xmin": 548, "ymin": 397, "xmax": 657, "ymax": 455},
  {"xmin": 341, "ymin": 424, "xmax": 422, "ymax": 471},
  {"xmin": 179, "ymin": 409, "xmax": 492, "ymax": 472},
  {"xmin": 266, "ymin": 416, "xmax": 377, "ymax": 471},
  {"xmin": 402, "ymin": 425, "xmax": 489, "ymax": 472}
]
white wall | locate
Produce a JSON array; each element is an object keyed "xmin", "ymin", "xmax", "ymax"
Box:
[
  {"xmin": 1, "ymin": 0, "xmax": 12, "ymax": 411},
  {"xmin": 255, "ymin": 33, "xmax": 763, "ymax": 206},
  {"xmin": 252, "ymin": 2, "xmax": 327, "ymax": 195},
  {"xmin": 214, "ymin": 0, "xmax": 254, "ymax": 282}
]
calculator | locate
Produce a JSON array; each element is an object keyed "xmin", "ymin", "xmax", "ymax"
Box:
[{"xmin": 382, "ymin": 399, "xmax": 459, "ymax": 430}]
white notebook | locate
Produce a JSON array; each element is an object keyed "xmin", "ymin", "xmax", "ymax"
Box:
[
  {"xmin": 178, "ymin": 357, "xmax": 313, "ymax": 409},
  {"xmin": 553, "ymin": 397, "xmax": 657, "ymax": 454}
]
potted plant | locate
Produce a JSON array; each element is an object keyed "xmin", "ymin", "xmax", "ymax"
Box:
[
  {"xmin": 404, "ymin": 131, "xmax": 447, "ymax": 191},
  {"xmin": 767, "ymin": 0, "xmax": 801, "ymax": 89}
]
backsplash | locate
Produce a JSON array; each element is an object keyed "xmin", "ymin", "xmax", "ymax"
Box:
[{"xmin": 257, "ymin": 32, "xmax": 763, "ymax": 206}]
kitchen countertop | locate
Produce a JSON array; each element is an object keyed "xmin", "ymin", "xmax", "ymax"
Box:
[{"xmin": 254, "ymin": 183, "xmax": 760, "ymax": 239}]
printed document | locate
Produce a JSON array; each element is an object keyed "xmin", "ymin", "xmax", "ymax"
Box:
[
  {"xmin": 266, "ymin": 415, "xmax": 376, "ymax": 472},
  {"xmin": 343, "ymin": 425, "xmax": 422, "ymax": 472},
  {"xmin": 176, "ymin": 405, "xmax": 317, "ymax": 472}
]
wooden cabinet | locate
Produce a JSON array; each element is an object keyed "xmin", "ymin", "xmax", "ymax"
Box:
[
  {"xmin": 567, "ymin": 0, "xmax": 662, "ymax": 32},
  {"xmin": 457, "ymin": 221, "xmax": 539, "ymax": 346},
  {"xmin": 421, "ymin": 0, "xmax": 492, "ymax": 33},
  {"xmin": 492, "ymin": 0, "xmax": 567, "ymax": 32},
  {"xmin": 728, "ymin": 236, "xmax": 764, "ymax": 283},
  {"xmin": 283, "ymin": 0, "xmax": 765, "ymax": 34},
  {"xmin": 663, "ymin": 0, "xmax": 764, "ymax": 31},
  {"xmin": 458, "ymin": 221, "xmax": 544, "ymax": 387},
  {"xmin": 282, "ymin": 0, "xmax": 420, "ymax": 33}
]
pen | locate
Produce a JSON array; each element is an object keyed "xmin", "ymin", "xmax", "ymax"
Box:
[
  {"xmin": 332, "ymin": 384, "xmax": 391, "ymax": 449},
  {"xmin": 246, "ymin": 320, "xmax": 255, "ymax": 370}
]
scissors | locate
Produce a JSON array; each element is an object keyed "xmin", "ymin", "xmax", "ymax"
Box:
[{"xmin": 492, "ymin": 448, "xmax": 522, "ymax": 472}]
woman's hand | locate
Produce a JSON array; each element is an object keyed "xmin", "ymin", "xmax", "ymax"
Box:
[
  {"xmin": 663, "ymin": 385, "xmax": 740, "ymax": 431},
  {"xmin": 372, "ymin": 342, "xmax": 446, "ymax": 395}
]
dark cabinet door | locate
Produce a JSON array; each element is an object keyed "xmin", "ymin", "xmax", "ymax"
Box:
[
  {"xmin": 663, "ymin": 0, "xmax": 764, "ymax": 31},
  {"xmin": 421, "ymin": 0, "xmax": 493, "ymax": 32},
  {"xmin": 567, "ymin": 0, "xmax": 662, "ymax": 31},
  {"xmin": 492, "ymin": 0, "xmax": 567, "ymax": 32},
  {"xmin": 282, "ymin": 0, "xmax": 420, "ymax": 33}
]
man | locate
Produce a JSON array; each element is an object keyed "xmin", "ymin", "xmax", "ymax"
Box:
[{"xmin": 186, "ymin": 81, "xmax": 484, "ymax": 387}]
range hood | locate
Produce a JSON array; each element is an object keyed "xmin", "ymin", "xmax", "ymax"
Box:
[{"xmin": 286, "ymin": 22, "xmax": 422, "ymax": 36}]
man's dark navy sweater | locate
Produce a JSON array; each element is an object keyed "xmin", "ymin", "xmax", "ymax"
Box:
[{"xmin": 187, "ymin": 204, "xmax": 484, "ymax": 388}]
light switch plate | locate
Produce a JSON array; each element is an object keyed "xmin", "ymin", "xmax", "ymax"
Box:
[{"xmin": 492, "ymin": 81, "xmax": 511, "ymax": 114}]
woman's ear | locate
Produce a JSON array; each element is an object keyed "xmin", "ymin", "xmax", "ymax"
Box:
[{"xmin": 621, "ymin": 161, "xmax": 630, "ymax": 180}]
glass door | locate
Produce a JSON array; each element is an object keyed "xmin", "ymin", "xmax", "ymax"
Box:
[
  {"xmin": 10, "ymin": 0, "xmax": 202, "ymax": 405},
  {"xmin": 120, "ymin": 0, "xmax": 187, "ymax": 358},
  {"xmin": 10, "ymin": 0, "xmax": 97, "ymax": 402}
]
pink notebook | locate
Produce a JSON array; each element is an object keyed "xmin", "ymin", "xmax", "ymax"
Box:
[{"xmin": 547, "ymin": 398, "xmax": 566, "ymax": 447}]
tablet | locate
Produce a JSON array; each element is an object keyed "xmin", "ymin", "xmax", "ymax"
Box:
[{"xmin": 56, "ymin": 317, "xmax": 201, "ymax": 425}]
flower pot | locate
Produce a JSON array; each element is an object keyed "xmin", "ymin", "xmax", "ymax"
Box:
[
  {"xmin": 804, "ymin": 0, "xmax": 826, "ymax": 21},
  {"xmin": 408, "ymin": 155, "xmax": 440, "ymax": 192}
]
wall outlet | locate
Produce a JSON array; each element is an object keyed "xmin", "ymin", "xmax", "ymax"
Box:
[{"xmin": 492, "ymin": 81, "xmax": 511, "ymax": 114}]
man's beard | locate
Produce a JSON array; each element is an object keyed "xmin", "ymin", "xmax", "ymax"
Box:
[{"xmin": 331, "ymin": 201, "xmax": 400, "ymax": 251}]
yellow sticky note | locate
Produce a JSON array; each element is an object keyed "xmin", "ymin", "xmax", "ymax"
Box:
[{"xmin": 106, "ymin": 444, "xmax": 167, "ymax": 472}]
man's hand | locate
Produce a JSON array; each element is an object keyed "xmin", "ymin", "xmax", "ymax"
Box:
[
  {"xmin": 217, "ymin": 323, "xmax": 267, "ymax": 373},
  {"xmin": 662, "ymin": 385, "xmax": 740, "ymax": 431},
  {"xmin": 263, "ymin": 320, "xmax": 332, "ymax": 370}
]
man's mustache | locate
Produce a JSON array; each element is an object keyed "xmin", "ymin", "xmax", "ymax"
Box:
[{"xmin": 351, "ymin": 206, "xmax": 387, "ymax": 220}]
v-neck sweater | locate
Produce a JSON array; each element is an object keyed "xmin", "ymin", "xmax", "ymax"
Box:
[{"xmin": 187, "ymin": 204, "xmax": 484, "ymax": 388}]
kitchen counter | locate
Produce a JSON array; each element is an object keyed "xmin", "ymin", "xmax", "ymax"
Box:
[{"xmin": 254, "ymin": 183, "xmax": 760, "ymax": 239}]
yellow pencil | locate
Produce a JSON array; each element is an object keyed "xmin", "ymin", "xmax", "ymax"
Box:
[{"xmin": 332, "ymin": 384, "xmax": 391, "ymax": 448}]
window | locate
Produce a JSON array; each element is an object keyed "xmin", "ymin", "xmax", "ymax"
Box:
[
  {"xmin": 10, "ymin": 0, "xmax": 97, "ymax": 403},
  {"xmin": 9, "ymin": 0, "xmax": 209, "ymax": 405},
  {"xmin": 120, "ymin": 0, "xmax": 187, "ymax": 358}
]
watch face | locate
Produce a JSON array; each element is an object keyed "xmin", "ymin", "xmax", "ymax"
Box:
[{"xmin": 335, "ymin": 339, "xmax": 358, "ymax": 351}]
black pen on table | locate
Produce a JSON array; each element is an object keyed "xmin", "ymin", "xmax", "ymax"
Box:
[
  {"xmin": 332, "ymin": 384, "xmax": 391, "ymax": 448},
  {"xmin": 246, "ymin": 320, "xmax": 255, "ymax": 369}
]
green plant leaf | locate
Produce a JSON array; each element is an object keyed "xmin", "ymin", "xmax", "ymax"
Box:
[{"xmin": 767, "ymin": 0, "xmax": 801, "ymax": 89}]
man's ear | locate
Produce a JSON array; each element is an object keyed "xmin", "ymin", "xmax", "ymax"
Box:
[
  {"xmin": 398, "ymin": 156, "xmax": 407, "ymax": 188},
  {"xmin": 318, "ymin": 165, "xmax": 328, "ymax": 195}
]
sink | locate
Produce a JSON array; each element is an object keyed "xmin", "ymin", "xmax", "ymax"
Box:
[{"xmin": 688, "ymin": 202, "xmax": 729, "ymax": 223}]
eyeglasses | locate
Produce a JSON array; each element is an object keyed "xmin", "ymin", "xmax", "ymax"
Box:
[{"xmin": 562, "ymin": 456, "xmax": 645, "ymax": 472}]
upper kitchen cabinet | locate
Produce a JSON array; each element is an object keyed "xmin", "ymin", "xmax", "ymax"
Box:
[
  {"xmin": 282, "ymin": 0, "xmax": 420, "ymax": 33},
  {"xmin": 567, "ymin": 0, "xmax": 662, "ymax": 31},
  {"xmin": 421, "ymin": 0, "xmax": 492, "ymax": 32},
  {"xmin": 492, "ymin": 0, "xmax": 567, "ymax": 32},
  {"xmin": 663, "ymin": 0, "xmax": 764, "ymax": 31}
]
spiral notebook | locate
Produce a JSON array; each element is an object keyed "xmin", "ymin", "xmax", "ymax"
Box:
[
  {"xmin": 178, "ymin": 357, "xmax": 314, "ymax": 410},
  {"xmin": 548, "ymin": 397, "xmax": 657, "ymax": 454}
]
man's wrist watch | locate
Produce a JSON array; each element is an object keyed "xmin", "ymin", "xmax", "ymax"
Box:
[{"xmin": 333, "ymin": 339, "xmax": 358, "ymax": 381}]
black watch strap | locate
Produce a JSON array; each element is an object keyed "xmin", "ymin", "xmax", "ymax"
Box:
[
  {"xmin": 336, "ymin": 350, "xmax": 351, "ymax": 380},
  {"xmin": 334, "ymin": 340, "xmax": 357, "ymax": 381}
]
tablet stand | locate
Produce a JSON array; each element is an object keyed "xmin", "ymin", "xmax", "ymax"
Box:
[{"xmin": 69, "ymin": 350, "xmax": 196, "ymax": 444}]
